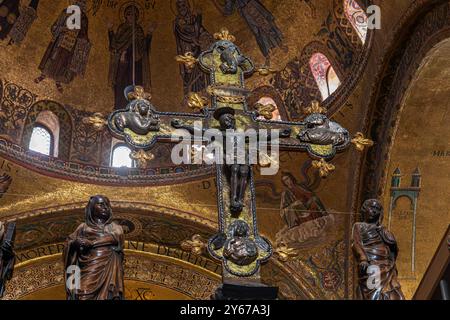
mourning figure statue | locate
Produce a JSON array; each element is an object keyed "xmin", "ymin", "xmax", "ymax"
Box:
[
  {"xmin": 35, "ymin": 0, "xmax": 91, "ymax": 93},
  {"xmin": 174, "ymin": 0, "xmax": 213, "ymax": 94},
  {"xmin": 0, "ymin": 222, "xmax": 16, "ymax": 298},
  {"xmin": 352, "ymin": 199, "xmax": 405, "ymax": 300},
  {"xmin": 63, "ymin": 195, "xmax": 125, "ymax": 300},
  {"xmin": 108, "ymin": 4, "xmax": 156, "ymax": 110},
  {"xmin": 298, "ymin": 113, "xmax": 349, "ymax": 146},
  {"xmin": 223, "ymin": 220, "xmax": 258, "ymax": 266}
]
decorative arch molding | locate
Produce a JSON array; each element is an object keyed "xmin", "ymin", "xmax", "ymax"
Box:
[
  {"xmin": 4, "ymin": 204, "xmax": 321, "ymax": 300},
  {"xmin": 358, "ymin": 1, "xmax": 450, "ymax": 204},
  {"xmin": 2, "ymin": 252, "xmax": 221, "ymax": 300},
  {"xmin": 21, "ymin": 100, "xmax": 72, "ymax": 161},
  {"xmin": 0, "ymin": 139, "xmax": 215, "ymax": 186},
  {"xmin": 271, "ymin": 0, "xmax": 375, "ymax": 120}
]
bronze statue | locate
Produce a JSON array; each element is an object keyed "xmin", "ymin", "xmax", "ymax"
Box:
[
  {"xmin": 0, "ymin": 222, "xmax": 16, "ymax": 298},
  {"xmin": 63, "ymin": 195, "xmax": 125, "ymax": 300},
  {"xmin": 217, "ymin": 41, "xmax": 247, "ymax": 75},
  {"xmin": 223, "ymin": 220, "xmax": 258, "ymax": 266},
  {"xmin": 114, "ymin": 99, "xmax": 160, "ymax": 135},
  {"xmin": 298, "ymin": 113, "xmax": 349, "ymax": 146},
  {"xmin": 214, "ymin": 108, "xmax": 250, "ymax": 214},
  {"xmin": 352, "ymin": 199, "xmax": 405, "ymax": 300},
  {"xmin": 113, "ymin": 85, "xmax": 160, "ymax": 136}
]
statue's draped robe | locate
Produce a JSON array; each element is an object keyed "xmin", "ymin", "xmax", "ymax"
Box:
[
  {"xmin": 39, "ymin": 10, "xmax": 90, "ymax": 83},
  {"xmin": 63, "ymin": 221, "xmax": 125, "ymax": 300},
  {"xmin": 223, "ymin": 0, "xmax": 283, "ymax": 57},
  {"xmin": 109, "ymin": 23, "xmax": 152, "ymax": 110},
  {"xmin": 174, "ymin": 13, "xmax": 212, "ymax": 94},
  {"xmin": 0, "ymin": 224, "xmax": 15, "ymax": 297},
  {"xmin": 0, "ymin": 0, "xmax": 20, "ymax": 40},
  {"xmin": 352, "ymin": 223, "xmax": 405, "ymax": 300}
]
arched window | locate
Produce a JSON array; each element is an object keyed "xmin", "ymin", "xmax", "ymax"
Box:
[
  {"xmin": 344, "ymin": 0, "xmax": 368, "ymax": 44},
  {"xmin": 111, "ymin": 144, "xmax": 134, "ymax": 168},
  {"xmin": 256, "ymin": 97, "xmax": 282, "ymax": 121},
  {"xmin": 29, "ymin": 125, "xmax": 53, "ymax": 156},
  {"xmin": 310, "ymin": 53, "xmax": 341, "ymax": 100},
  {"xmin": 27, "ymin": 110, "xmax": 60, "ymax": 157}
]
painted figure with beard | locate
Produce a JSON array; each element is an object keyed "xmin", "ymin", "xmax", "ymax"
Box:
[
  {"xmin": 35, "ymin": 0, "xmax": 91, "ymax": 93},
  {"xmin": 108, "ymin": 4, "xmax": 156, "ymax": 110},
  {"xmin": 174, "ymin": 0, "xmax": 213, "ymax": 94},
  {"xmin": 352, "ymin": 199, "xmax": 405, "ymax": 300},
  {"xmin": 276, "ymin": 166, "xmax": 334, "ymax": 247},
  {"xmin": 64, "ymin": 195, "xmax": 125, "ymax": 300},
  {"xmin": 212, "ymin": 0, "xmax": 284, "ymax": 64}
]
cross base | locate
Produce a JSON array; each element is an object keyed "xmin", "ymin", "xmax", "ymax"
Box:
[{"xmin": 212, "ymin": 283, "xmax": 279, "ymax": 300}]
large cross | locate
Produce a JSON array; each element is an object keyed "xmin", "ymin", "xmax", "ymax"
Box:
[{"xmin": 107, "ymin": 28, "xmax": 367, "ymax": 298}]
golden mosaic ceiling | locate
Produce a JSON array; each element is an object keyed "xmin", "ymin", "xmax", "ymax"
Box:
[{"xmin": 0, "ymin": 0, "xmax": 332, "ymax": 114}]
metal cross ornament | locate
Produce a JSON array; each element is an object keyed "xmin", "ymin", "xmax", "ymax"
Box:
[{"xmin": 108, "ymin": 28, "xmax": 363, "ymax": 292}]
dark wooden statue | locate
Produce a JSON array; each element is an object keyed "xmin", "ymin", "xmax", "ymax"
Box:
[
  {"xmin": 63, "ymin": 195, "xmax": 125, "ymax": 300},
  {"xmin": 352, "ymin": 199, "xmax": 405, "ymax": 300},
  {"xmin": 0, "ymin": 222, "xmax": 16, "ymax": 298}
]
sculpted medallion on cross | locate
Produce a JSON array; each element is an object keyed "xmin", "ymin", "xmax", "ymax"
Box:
[{"xmin": 108, "ymin": 28, "xmax": 366, "ymax": 295}]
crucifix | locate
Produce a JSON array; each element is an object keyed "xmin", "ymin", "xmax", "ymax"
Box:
[{"xmin": 107, "ymin": 28, "xmax": 368, "ymax": 299}]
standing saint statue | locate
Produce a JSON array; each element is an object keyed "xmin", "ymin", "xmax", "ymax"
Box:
[
  {"xmin": 34, "ymin": 0, "xmax": 91, "ymax": 93},
  {"xmin": 174, "ymin": 0, "xmax": 213, "ymax": 94},
  {"xmin": 108, "ymin": 4, "xmax": 156, "ymax": 110},
  {"xmin": 63, "ymin": 195, "xmax": 125, "ymax": 300},
  {"xmin": 352, "ymin": 199, "xmax": 405, "ymax": 300},
  {"xmin": 0, "ymin": 221, "xmax": 16, "ymax": 298},
  {"xmin": 211, "ymin": 0, "xmax": 285, "ymax": 64}
]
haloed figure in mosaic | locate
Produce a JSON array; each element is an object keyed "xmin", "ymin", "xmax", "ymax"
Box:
[
  {"xmin": 64, "ymin": 195, "xmax": 125, "ymax": 300},
  {"xmin": 174, "ymin": 0, "xmax": 213, "ymax": 94},
  {"xmin": 108, "ymin": 4, "xmax": 156, "ymax": 110},
  {"xmin": 35, "ymin": 0, "xmax": 91, "ymax": 93},
  {"xmin": 352, "ymin": 199, "xmax": 405, "ymax": 300}
]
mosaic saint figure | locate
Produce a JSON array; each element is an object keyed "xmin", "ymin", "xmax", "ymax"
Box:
[
  {"xmin": 0, "ymin": 0, "xmax": 20, "ymax": 40},
  {"xmin": 352, "ymin": 199, "xmax": 405, "ymax": 300},
  {"xmin": 108, "ymin": 4, "xmax": 156, "ymax": 110},
  {"xmin": 35, "ymin": 0, "xmax": 91, "ymax": 93},
  {"xmin": 276, "ymin": 169, "xmax": 334, "ymax": 247},
  {"xmin": 174, "ymin": 0, "xmax": 213, "ymax": 94},
  {"xmin": 64, "ymin": 195, "xmax": 125, "ymax": 300},
  {"xmin": 212, "ymin": 0, "xmax": 284, "ymax": 64}
]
